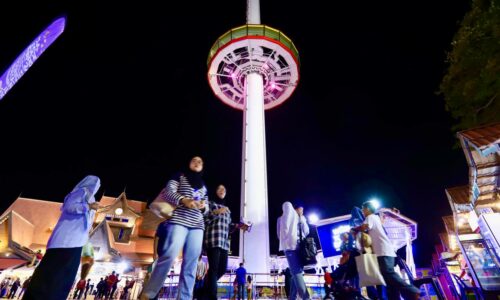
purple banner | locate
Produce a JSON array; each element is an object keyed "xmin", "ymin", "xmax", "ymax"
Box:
[{"xmin": 0, "ymin": 17, "xmax": 66, "ymax": 101}]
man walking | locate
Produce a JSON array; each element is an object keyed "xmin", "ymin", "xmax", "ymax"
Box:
[
  {"xmin": 354, "ymin": 201, "xmax": 420, "ymax": 300},
  {"xmin": 235, "ymin": 263, "xmax": 247, "ymax": 300}
]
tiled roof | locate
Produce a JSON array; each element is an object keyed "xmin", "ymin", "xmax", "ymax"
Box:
[
  {"xmin": 99, "ymin": 193, "xmax": 143, "ymax": 217},
  {"xmin": 458, "ymin": 122, "xmax": 500, "ymax": 150}
]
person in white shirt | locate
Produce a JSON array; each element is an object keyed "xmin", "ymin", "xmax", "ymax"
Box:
[
  {"xmin": 193, "ymin": 255, "xmax": 208, "ymax": 299},
  {"xmin": 354, "ymin": 201, "xmax": 420, "ymax": 300},
  {"xmin": 23, "ymin": 175, "xmax": 102, "ymax": 300},
  {"xmin": 277, "ymin": 202, "xmax": 310, "ymax": 300}
]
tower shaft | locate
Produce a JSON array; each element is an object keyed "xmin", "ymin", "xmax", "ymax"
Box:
[
  {"xmin": 246, "ymin": 0, "xmax": 261, "ymax": 24},
  {"xmin": 239, "ymin": 72, "xmax": 270, "ymax": 273}
]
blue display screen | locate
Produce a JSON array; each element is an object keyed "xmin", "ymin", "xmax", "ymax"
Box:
[{"xmin": 316, "ymin": 220, "xmax": 351, "ymax": 258}]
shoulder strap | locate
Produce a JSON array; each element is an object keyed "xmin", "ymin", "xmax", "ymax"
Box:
[{"xmin": 298, "ymin": 219, "xmax": 303, "ymax": 240}]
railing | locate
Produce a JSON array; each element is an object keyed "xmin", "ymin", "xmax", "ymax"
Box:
[
  {"xmin": 207, "ymin": 25, "xmax": 300, "ymax": 66},
  {"xmin": 157, "ymin": 272, "xmax": 325, "ymax": 299}
]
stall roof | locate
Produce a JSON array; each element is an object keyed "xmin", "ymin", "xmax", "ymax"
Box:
[
  {"xmin": 458, "ymin": 122, "xmax": 500, "ymax": 152},
  {"xmin": 445, "ymin": 185, "xmax": 472, "ymax": 213},
  {"xmin": 314, "ymin": 209, "xmax": 417, "ymax": 252},
  {"xmin": 378, "ymin": 208, "xmax": 417, "ymax": 250},
  {"xmin": 439, "ymin": 232, "xmax": 450, "ymax": 250},
  {"xmin": 457, "ymin": 122, "xmax": 500, "ymax": 206},
  {"xmin": 442, "ymin": 215, "xmax": 456, "ymax": 234}
]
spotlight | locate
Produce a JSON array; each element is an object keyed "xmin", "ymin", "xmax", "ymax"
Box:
[
  {"xmin": 368, "ymin": 198, "xmax": 381, "ymax": 209},
  {"xmin": 308, "ymin": 213, "xmax": 319, "ymax": 224}
]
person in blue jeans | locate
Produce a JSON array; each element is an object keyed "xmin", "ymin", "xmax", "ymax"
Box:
[
  {"xmin": 235, "ymin": 263, "xmax": 247, "ymax": 300},
  {"xmin": 140, "ymin": 156, "xmax": 209, "ymax": 300},
  {"xmin": 277, "ymin": 202, "xmax": 311, "ymax": 300}
]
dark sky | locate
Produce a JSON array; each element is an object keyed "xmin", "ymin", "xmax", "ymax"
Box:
[{"xmin": 0, "ymin": 0, "xmax": 471, "ymax": 266}]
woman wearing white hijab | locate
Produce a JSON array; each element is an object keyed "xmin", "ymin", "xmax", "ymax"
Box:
[
  {"xmin": 277, "ymin": 202, "xmax": 310, "ymax": 300},
  {"xmin": 23, "ymin": 175, "xmax": 102, "ymax": 300}
]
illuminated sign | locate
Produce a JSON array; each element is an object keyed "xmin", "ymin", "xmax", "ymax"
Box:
[
  {"xmin": 317, "ymin": 219, "xmax": 351, "ymax": 258},
  {"xmin": 332, "ymin": 224, "xmax": 351, "ymax": 251},
  {"xmin": 0, "ymin": 17, "xmax": 66, "ymax": 101}
]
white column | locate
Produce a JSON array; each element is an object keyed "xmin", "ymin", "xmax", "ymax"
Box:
[
  {"xmin": 246, "ymin": 0, "xmax": 261, "ymax": 24},
  {"xmin": 239, "ymin": 72, "xmax": 270, "ymax": 274}
]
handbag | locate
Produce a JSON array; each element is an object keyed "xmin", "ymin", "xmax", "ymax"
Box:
[
  {"xmin": 298, "ymin": 221, "xmax": 318, "ymax": 266},
  {"xmin": 149, "ymin": 187, "xmax": 176, "ymax": 219},
  {"xmin": 354, "ymin": 231, "xmax": 386, "ymax": 287},
  {"xmin": 355, "ymin": 253, "xmax": 386, "ymax": 287}
]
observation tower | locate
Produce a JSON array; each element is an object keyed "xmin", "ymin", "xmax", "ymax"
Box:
[{"xmin": 207, "ymin": 0, "xmax": 300, "ymax": 273}]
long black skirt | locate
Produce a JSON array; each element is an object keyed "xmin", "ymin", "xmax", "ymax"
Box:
[{"xmin": 23, "ymin": 247, "xmax": 82, "ymax": 300}]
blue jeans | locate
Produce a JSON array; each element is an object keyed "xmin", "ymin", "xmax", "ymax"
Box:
[
  {"xmin": 237, "ymin": 283, "xmax": 245, "ymax": 300},
  {"xmin": 142, "ymin": 223, "xmax": 203, "ymax": 299},
  {"xmin": 285, "ymin": 250, "xmax": 310, "ymax": 300}
]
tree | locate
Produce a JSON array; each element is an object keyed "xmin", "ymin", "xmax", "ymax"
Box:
[{"xmin": 439, "ymin": 0, "xmax": 500, "ymax": 130}]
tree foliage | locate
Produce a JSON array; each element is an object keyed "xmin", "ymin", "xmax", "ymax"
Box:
[{"xmin": 440, "ymin": 0, "xmax": 500, "ymax": 130}]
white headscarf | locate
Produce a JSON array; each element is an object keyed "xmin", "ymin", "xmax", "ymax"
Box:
[
  {"xmin": 61, "ymin": 175, "xmax": 100, "ymax": 229},
  {"xmin": 278, "ymin": 201, "xmax": 299, "ymax": 251},
  {"xmin": 73, "ymin": 175, "xmax": 100, "ymax": 195},
  {"xmin": 62, "ymin": 175, "xmax": 101, "ymax": 210}
]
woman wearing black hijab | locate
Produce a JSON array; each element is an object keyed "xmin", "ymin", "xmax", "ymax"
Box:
[
  {"xmin": 203, "ymin": 184, "xmax": 232, "ymax": 300},
  {"xmin": 140, "ymin": 156, "xmax": 209, "ymax": 300}
]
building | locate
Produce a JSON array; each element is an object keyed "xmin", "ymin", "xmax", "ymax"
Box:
[
  {"xmin": 0, "ymin": 192, "xmax": 165, "ymax": 296},
  {"xmin": 89, "ymin": 192, "xmax": 162, "ymax": 268},
  {"xmin": 437, "ymin": 122, "xmax": 500, "ymax": 299}
]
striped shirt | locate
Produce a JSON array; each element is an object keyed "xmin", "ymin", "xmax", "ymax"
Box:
[
  {"xmin": 164, "ymin": 175, "xmax": 208, "ymax": 229},
  {"xmin": 204, "ymin": 201, "xmax": 232, "ymax": 250}
]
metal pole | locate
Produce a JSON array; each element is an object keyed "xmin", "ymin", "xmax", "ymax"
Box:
[{"xmin": 246, "ymin": 0, "xmax": 261, "ymax": 24}]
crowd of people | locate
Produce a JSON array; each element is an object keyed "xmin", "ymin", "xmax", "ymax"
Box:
[
  {"xmin": 70, "ymin": 271, "xmax": 129, "ymax": 299},
  {"xmin": 5, "ymin": 155, "xmax": 421, "ymax": 299},
  {"xmin": 0, "ymin": 277, "xmax": 29, "ymax": 299}
]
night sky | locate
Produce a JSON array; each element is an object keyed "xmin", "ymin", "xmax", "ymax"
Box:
[{"xmin": 0, "ymin": 0, "xmax": 471, "ymax": 266}]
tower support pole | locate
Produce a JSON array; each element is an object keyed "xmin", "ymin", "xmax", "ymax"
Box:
[
  {"xmin": 239, "ymin": 72, "xmax": 270, "ymax": 273},
  {"xmin": 246, "ymin": 0, "xmax": 261, "ymax": 24}
]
